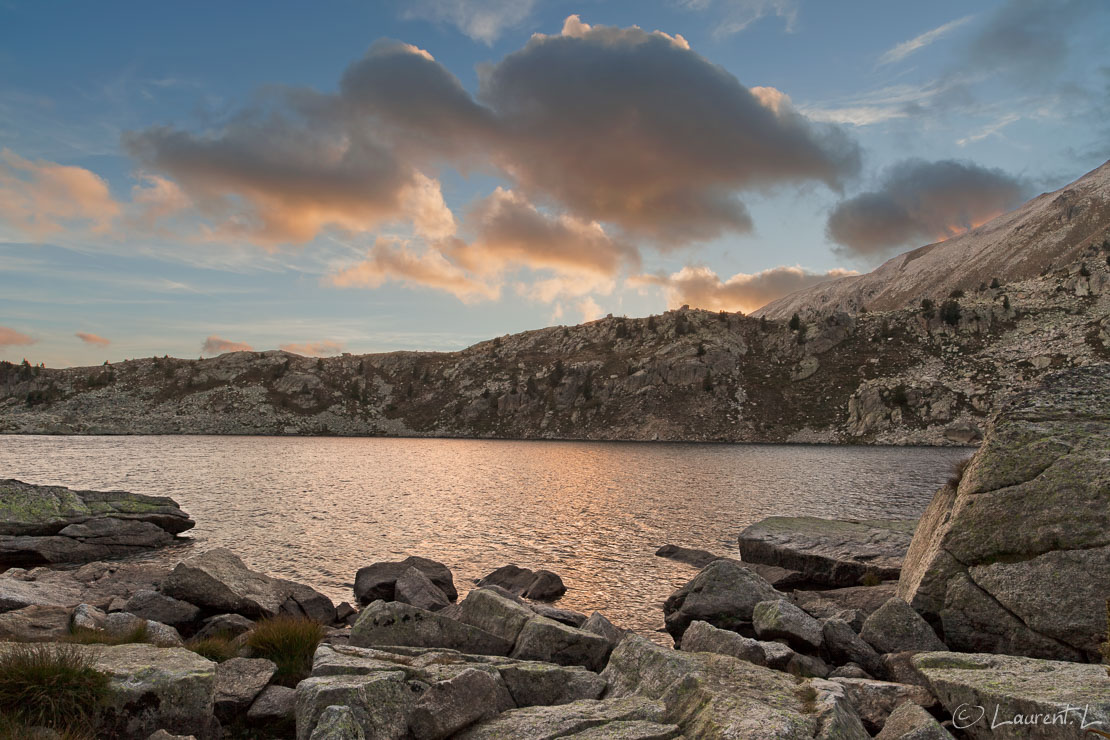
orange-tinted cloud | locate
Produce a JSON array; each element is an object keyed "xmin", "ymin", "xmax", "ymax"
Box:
[
  {"xmin": 331, "ymin": 237, "xmax": 499, "ymax": 303},
  {"xmin": 827, "ymin": 159, "xmax": 1028, "ymax": 257},
  {"xmin": 75, "ymin": 332, "xmax": 111, "ymax": 347},
  {"xmin": 0, "ymin": 149, "xmax": 120, "ymax": 239},
  {"xmin": 0, "ymin": 326, "xmax": 35, "ymax": 347},
  {"xmin": 201, "ymin": 336, "xmax": 253, "ymax": 355},
  {"xmin": 633, "ymin": 264, "xmax": 857, "ymax": 314},
  {"xmin": 279, "ymin": 340, "xmax": 344, "ymax": 356}
]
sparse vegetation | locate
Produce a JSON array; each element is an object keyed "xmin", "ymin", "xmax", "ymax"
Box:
[
  {"xmin": 788, "ymin": 313, "xmax": 801, "ymax": 332},
  {"xmin": 860, "ymin": 572, "xmax": 882, "ymax": 587},
  {"xmin": 245, "ymin": 616, "xmax": 325, "ymax": 687},
  {"xmin": 949, "ymin": 288, "xmax": 964, "ymax": 299},
  {"xmin": 920, "ymin": 298, "xmax": 935, "ymax": 319},
  {"xmin": 64, "ymin": 623, "xmax": 148, "ymax": 646},
  {"xmin": 948, "ymin": 456, "xmax": 972, "ymax": 488},
  {"xmin": 1079, "ymin": 263, "xmax": 1091, "ymax": 277},
  {"xmin": 940, "ymin": 299, "xmax": 961, "ymax": 326},
  {"xmin": 990, "ymin": 277, "xmax": 1000, "ymax": 289},
  {"xmin": 186, "ymin": 635, "xmax": 238, "ymax": 663},
  {"xmin": 0, "ymin": 643, "xmax": 110, "ymax": 735}
]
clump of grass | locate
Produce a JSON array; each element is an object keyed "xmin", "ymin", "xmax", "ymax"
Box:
[
  {"xmin": 794, "ymin": 684, "xmax": 818, "ymax": 714},
  {"xmin": 246, "ymin": 616, "xmax": 325, "ymax": 686},
  {"xmin": 947, "ymin": 457, "xmax": 972, "ymax": 488},
  {"xmin": 63, "ymin": 623, "xmax": 148, "ymax": 646},
  {"xmin": 187, "ymin": 634, "xmax": 238, "ymax": 663},
  {"xmin": 860, "ymin": 572, "xmax": 882, "ymax": 587},
  {"xmin": 0, "ymin": 643, "xmax": 110, "ymax": 734}
]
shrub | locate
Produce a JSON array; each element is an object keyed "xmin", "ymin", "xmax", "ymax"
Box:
[
  {"xmin": 788, "ymin": 313, "xmax": 801, "ymax": 331},
  {"xmin": 939, "ymin": 299, "xmax": 961, "ymax": 326},
  {"xmin": 63, "ymin": 623, "xmax": 148, "ymax": 646},
  {"xmin": 860, "ymin": 572, "xmax": 882, "ymax": 587},
  {"xmin": 186, "ymin": 635, "xmax": 238, "ymax": 663},
  {"xmin": 947, "ymin": 457, "xmax": 972, "ymax": 488},
  {"xmin": 0, "ymin": 643, "xmax": 110, "ymax": 734},
  {"xmin": 990, "ymin": 277, "xmax": 1000, "ymax": 289},
  {"xmin": 949, "ymin": 288, "xmax": 964, "ymax": 299},
  {"xmin": 1002, "ymin": 295, "xmax": 1011, "ymax": 311},
  {"xmin": 920, "ymin": 298, "xmax": 935, "ymax": 319},
  {"xmin": 1079, "ymin": 263, "xmax": 1091, "ymax": 277},
  {"xmin": 246, "ymin": 616, "xmax": 325, "ymax": 687}
]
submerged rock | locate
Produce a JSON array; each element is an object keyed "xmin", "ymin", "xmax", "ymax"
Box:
[
  {"xmin": 654, "ymin": 544, "xmax": 721, "ymax": 568},
  {"xmin": 898, "ymin": 365, "xmax": 1110, "ymax": 661},
  {"xmin": 739, "ymin": 516, "xmax": 916, "ymax": 588},
  {"xmin": 0, "ymin": 478, "xmax": 194, "ymax": 566}
]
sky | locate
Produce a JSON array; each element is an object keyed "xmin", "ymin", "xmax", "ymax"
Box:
[{"xmin": 1, "ymin": 0, "xmax": 1108, "ymax": 367}]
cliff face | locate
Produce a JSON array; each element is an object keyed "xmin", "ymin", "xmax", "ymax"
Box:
[
  {"xmin": 756, "ymin": 160, "xmax": 1110, "ymax": 320},
  {"xmin": 3, "ymin": 250, "xmax": 1107, "ymax": 444}
]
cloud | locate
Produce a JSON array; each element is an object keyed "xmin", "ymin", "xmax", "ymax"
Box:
[
  {"xmin": 878, "ymin": 15, "xmax": 975, "ymax": 67},
  {"xmin": 279, "ymin": 340, "xmax": 344, "ymax": 356},
  {"xmin": 398, "ymin": 0, "xmax": 537, "ymax": 44},
  {"xmin": 476, "ymin": 16, "xmax": 859, "ymax": 243},
  {"xmin": 577, "ymin": 296, "xmax": 604, "ymax": 323},
  {"xmin": 331, "ymin": 236, "xmax": 500, "ymax": 303},
  {"xmin": 826, "ymin": 159, "xmax": 1030, "ymax": 257},
  {"xmin": 0, "ymin": 149, "xmax": 119, "ymax": 240},
  {"xmin": 0, "ymin": 326, "xmax": 35, "ymax": 347},
  {"xmin": 679, "ymin": 0, "xmax": 799, "ymax": 36},
  {"xmin": 201, "ymin": 336, "xmax": 253, "ymax": 355},
  {"xmin": 956, "ymin": 113, "xmax": 1022, "ymax": 147},
  {"xmin": 75, "ymin": 332, "xmax": 110, "ymax": 347},
  {"xmin": 633, "ymin": 264, "xmax": 856, "ymax": 313}
]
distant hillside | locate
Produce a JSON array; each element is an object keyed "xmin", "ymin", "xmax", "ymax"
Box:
[
  {"xmin": 3, "ymin": 249, "xmax": 1108, "ymax": 445},
  {"xmin": 756, "ymin": 160, "xmax": 1110, "ymax": 320}
]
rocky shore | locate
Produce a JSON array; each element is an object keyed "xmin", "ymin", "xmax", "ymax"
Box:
[{"xmin": 0, "ymin": 365, "xmax": 1105, "ymax": 739}]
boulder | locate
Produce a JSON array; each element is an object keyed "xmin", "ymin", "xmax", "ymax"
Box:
[
  {"xmin": 830, "ymin": 677, "xmax": 937, "ymax": 734},
  {"xmin": 214, "ymin": 657, "xmax": 277, "ymax": 722},
  {"xmin": 349, "ymin": 600, "xmax": 512, "ymax": 655},
  {"xmin": 196, "ymin": 612, "xmax": 254, "ymax": 640},
  {"xmin": 912, "ymin": 651, "xmax": 1110, "ymax": 740},
  {"xmin": 897, "ymin": 366, "xmax": 1110, "ymax": 661},
  {"xmin": 0, "ymin": 478, "xmax": 194, "ymax": 566},
  {"xmin": 509, "ymin": 616, "xmax": 612, "ymax": 672},
  {"xmin": 394, "ymin": 567, "xmax": 450, "ymax": 612},
  {"xmin": 679, "ymin": 619, "xmax": 780, "ymax": 668},
  {"xmin": 786, "ymin": 652, "xmax": 831, "ymax": 679},
  {"xmin": 531, "ymin": 603, "xmax": 588, "ymax": 627},
  {"xmin": 874, "ymin": 701, "xmax": 954, "ymax": 740},
  {"xmin": 880, "ymin": 652, "xmax": 929, "ymax": 689},
  {"xmin": 828, "ymin": 664, "xmax": 870, "ymax": 679},
  {"xmin": 409, "ymin": 668, "xmax": 508, "ymax": 740},
  {"xmin": 602, "ymin": 635, "xmax": 868, "ymax": 739},
  {"xmin": 353, "ymin": 556, "xmax": 457, "ymax": 605},
  {"xmin": 476, "ymin": 565, "xmax": 567, "ymax": 601},
  {"xmin": 122, "ymin": 589, "xmax": 198, "ymax": 629},
  {"xmin": 499, "ymin": 662, "xmax": 607, "ymax": 706},
  {"xmin": 73, "ymin": 602, "xmax": 107, "ymax": 630},
  {"xmin": 455, "ymin": 587, "xmax": 536, "ymax": 645},
  {"xmin": 822, "ymin": 618, "xmax": 883, "ymax": 677},
  {"xmin": 860, "ymin": 598, "xmax": 946, "ymax": 654},
  {"xmin": 454, "ymin": 696, "xmax": 668, "ymax": 740},
  {"xmin": 752, "ymin": 599, "xmax": 823, "ymax": 651},
  {"xmin": 739, "ymin": 516, "xmax": 916, "ymax": 588},
  {"xmin": 560, "ymin": 721, "xmax": 683, "ymax": 739},
  {"xmin": 581, "ymin": 611, "xmax": 625, "ymax": 649},
  {"xmin": 0, "ymin": 604, "xmax": 71, "ymax": 641},
  {"xmin": 794, "ymin": 583, "xmax": 898, "ymax": 619},
  {"xmin": 662, "ymin": 559, "xmax": 782, "ymax": 643},
  {"xmin": 0, "ymin": 561, "xmax": 172, "ymax": 615},
  {"xmin": 247, "ymin": 684, "xmax": 297, "ymax": 723},
  {"xmin": 295, "ymin": 672, "xmax": 414, "ymax": 740},
  {"xmin": 163, "ymin": 548, "xmax": 334, "ymax": 622},
  {"xmin": 655, "ymin": 544, "xmax": 721, "ymax": 568},
  {"xmin": 309, "ymin": 704, "xmax": 365, "ymax": 740}
]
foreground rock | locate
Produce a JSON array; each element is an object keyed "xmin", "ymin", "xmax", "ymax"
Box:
[
  {"xmin": 0, "ymin": 560, "xmax": 172, "ymax": 614},
  {"xmin": 739, "ymin": 516, "xmax": 916, "ymax": 588},
  {"xmin": 860, "ymin": 597, "xmax": 946, "ymax": 654},
  {"xmin": 898, "ymin": 365, "xmax": 1110, "ymax": 661},
  {"xmin": 350, "ymin": 600, "xmax": 512, "ymax": 655},
  {"xmin": 913, "ymin": 651, "xmax": 1110, "ymax": 740},
  {"xmin": 874, "ymin": 702, "xmax": 954, "ymax": 740},
  {"xmin": 163, "ymin": 548, "xmax": 335, "ymax": 622},
  {"xmin": 662, "ymin": 559, "xmax": 782, "ymax": 643},
  {"xmin": 0, "ymin": 478, "xmax": 194, "ymax": 566}
]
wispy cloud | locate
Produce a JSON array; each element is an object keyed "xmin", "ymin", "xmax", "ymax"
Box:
[
  {"xmin": 878, "ymin": 14, "xmax": 975, "ymax": 67},
  {"xmin": 201, "ymin": 335, "xmax": 253, "ymax": 355},
  {"xmin": 679, "ymin": 0, "xmax": 799, "ymax": 37},
  {"xmin": 956, "ymin": 113, "xmax": 1022, "ymax": 147},
  {"xmin": 0, "ymin": 325, "xmax": 35, "ymax": 347},
  {"xmin": 279, "ymin": 340, "xmax": 344, "ymax": 356},
  {"xmin": 398, "ymin": 0, "xmax": 537, "ymax": 44},
  {"xmin": 75, "ymin": 332, "xmax": 111, "ymax": 347}
]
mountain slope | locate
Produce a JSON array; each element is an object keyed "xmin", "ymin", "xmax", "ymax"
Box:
[{"xmin": 756, "ymin": 159, "xmax": 1110, "ymax": 319}]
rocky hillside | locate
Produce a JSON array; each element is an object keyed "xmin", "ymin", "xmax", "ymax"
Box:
[
  {"xmin": 3, "ymin": 246, "xmax": 1108, "ymax": 445},
  {"xmin": 756, "ymin": 159, "xmax": 1110, "ymax": 319}
]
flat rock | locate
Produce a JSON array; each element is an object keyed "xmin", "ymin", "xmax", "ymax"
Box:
[
  {"xmin": 499, "ymin": 661, "xmax": 607, "ymax": 707},
  {"xmin": 0, "ymin": 603, "xmax": 71, "ymax": 640},
  {"xmin": 531, "ymin": 603, "xmax": 588, "ymax": 627},
  {"xmin": 912, "ymin": 651, "xmax": 1110, "ymax": 740},
  {"xmin": 509, "ymin": 616, "xmax": 611, "ymax": 672},
  {"xmin": 455, "ymin": 696, "xmax": 668, "ymax": 740},
  {"xmin": 353, "ymin": 556, "xmax": 457, "ymax": 605},
  {"xmin": 349, "ymin": 600, "xmax": 512, "ymax": 655},
  {"xmin": 860, "ymin": 598, "xmax": 946, "ymax": 654},
  {"xmin": 0, "ymin": 478, "xmax": 194, "ymax": 566},
  {"xmin": 214, "ymin": 657, "xmax": 277, "ymax": 722},
  {"xmin": 124, "ymin": 589, "xmax": 200, "ymax": 628},
  {"xmin": 655, "ymin": 544, "xmax": 721, "ymax": 568},
  {"xmin": 394, "ymin": 566, "xmax": 450, "ymax": 612},
  {"xmin": 874, "ymin": 701, "xmax": 954, "ymax": 740},
  {"xmin": 295, "ymin": 672, "xmax": 414, "ymax": 740},
  {"xmin": 739, "ymin": 516, "xmax": 916, "ymax": 588},
  {"xmin": 897, "ymin": 366, "xmax": 1110, "ymax": 661},
  {"xmin": 662, "ymin": 559, "xmax": 782, "ymax": 644},
  {"xmin": 752, "ymin": 599, "xmax": 823, "ymax": 651}
]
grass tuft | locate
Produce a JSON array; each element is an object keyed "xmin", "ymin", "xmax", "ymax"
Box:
[
  {"xmin": 63, "ymin": 623, "xmax": 148, "ymax": 646},
  {"xmin": 187, "ymin": 634, "xmax": 239, "ymax": 663},
  {"xmin": 0, "ymin": 643, "xmax": 110, "ymax": 734},
  {"xmin": 947, "ymin": 456, "xmax": 972, "ymax": 488},
  {"xmin": 246, "ymin": 616, "xmax": 325, "ymax": 686}
]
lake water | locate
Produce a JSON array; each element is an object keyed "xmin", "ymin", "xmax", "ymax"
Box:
[{"xmin": 0, "ymin": 435, "xmax": 971, "ymax": 637}]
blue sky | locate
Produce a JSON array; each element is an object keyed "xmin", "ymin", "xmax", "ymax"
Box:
[{"xmin": 1, "ymin": 0, "xmax": 1107, "ymax": 366}]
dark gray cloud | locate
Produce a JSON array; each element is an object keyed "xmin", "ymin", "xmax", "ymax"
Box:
[{"xmin": 827, "ymin": 159, "xmax": 1030, "ymax": 257}]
